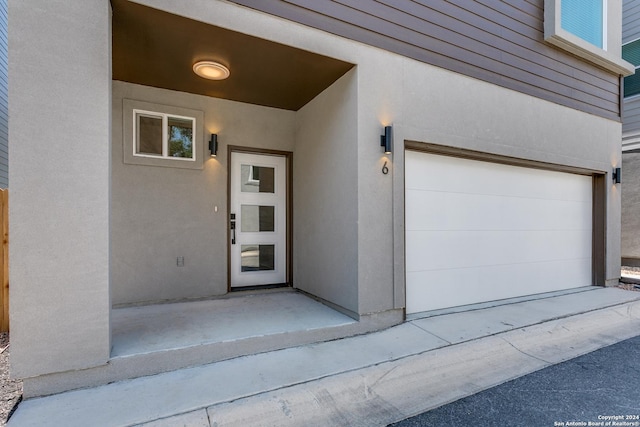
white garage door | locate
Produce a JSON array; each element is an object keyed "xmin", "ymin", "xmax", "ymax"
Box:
[{"xmin": 405, "ymin": 151, "xmax": 593, "ymax": 314}]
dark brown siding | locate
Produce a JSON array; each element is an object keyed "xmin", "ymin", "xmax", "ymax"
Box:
[{"xmin": 228, "ymin": 0, "xmax": 621, "ymax": 120}]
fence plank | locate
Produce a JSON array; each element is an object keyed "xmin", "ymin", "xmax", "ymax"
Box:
[{"xmin": 0, "ymin": 189, "xmax": 8, "ymax": 332}]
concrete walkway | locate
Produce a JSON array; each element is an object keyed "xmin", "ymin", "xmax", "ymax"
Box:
[
  {"xmin": 9, "ymin": 287, "xmax": 640, "ymax": 427},
  {"xmin": 390, "ymin": 333, "xmax": 640, "ymax": 426}
]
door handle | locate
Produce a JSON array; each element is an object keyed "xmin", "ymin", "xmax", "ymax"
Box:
[{"xmin": 230, "ymin": 213, "xmax": 236, "ymax": 245}]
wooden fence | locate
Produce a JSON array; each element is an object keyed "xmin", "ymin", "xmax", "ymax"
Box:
[{"xmin": 0, "ymin": 190, "xmax": 7, "ymax": 332}]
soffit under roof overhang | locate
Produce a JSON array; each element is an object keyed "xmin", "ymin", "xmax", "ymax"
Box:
[{"xmin": 111, "ymin": 0, "xmax": 354, "ymax": 111}]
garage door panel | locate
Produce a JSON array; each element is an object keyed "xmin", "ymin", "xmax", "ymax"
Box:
[
  {"xmin": 405, "ymin": 150, "xmax": 593, "ymax": 315},
  {"xmin": 406, "ymin": 190, "xmax": 592, "ymax": 232},
  {"xmin": 406, "ymin": 258, "xmax": 592, "ymax": 313},
  {"xmin": 406, "ymin": 229, "xmax": 592, "ymax": 272},
  {"xmin": 406, "ymin": 153, "xmax": 592, "ymax": 202}
]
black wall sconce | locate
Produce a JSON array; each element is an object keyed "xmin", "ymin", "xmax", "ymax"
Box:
[
  {"xmin": 209, "ymin": 133, "xmax": 218, "ymax": 157},
  {"xmin": 381, "ymin": 125, "xmax": 393, "ymax": 154},
  {"xmin": 613, "ymin": 167, "xmax": 621, "ymax": 184}
]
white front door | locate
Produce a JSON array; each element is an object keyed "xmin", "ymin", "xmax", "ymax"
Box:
[{"xmin": 230, "ymin": 152, "xmax": 287, "ymax": 288}]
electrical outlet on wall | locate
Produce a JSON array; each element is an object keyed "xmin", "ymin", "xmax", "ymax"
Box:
[{"xmin": 177, "ymin": 256, "xmax": 185, "ymax": 267}]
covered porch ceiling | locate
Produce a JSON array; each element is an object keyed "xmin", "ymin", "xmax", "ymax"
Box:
[{"xmin": 111, "ymin": 0, "xmax": 355, "ymax": 111}]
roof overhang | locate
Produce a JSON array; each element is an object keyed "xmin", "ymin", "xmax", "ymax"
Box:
[{"xmin": 111, "ymin": 0, "xmax": 354, "ymax": 110}]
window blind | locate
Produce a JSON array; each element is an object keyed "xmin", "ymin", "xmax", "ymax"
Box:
[
  {"xmin": 623, "ymin": 40, "xmax": 640, "ymax": 98},
  {"xmin": 561, "ymin": 0, "xmax": 604, "ymax": 48}
]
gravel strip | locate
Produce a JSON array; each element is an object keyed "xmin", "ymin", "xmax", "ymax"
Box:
[{"xmin": 0, "ymin": 333, "xmax": 22, "ymax": 426}]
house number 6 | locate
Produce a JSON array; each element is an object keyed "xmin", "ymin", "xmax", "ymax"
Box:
[{"xmin": 382, "ymin": 161, "xmax": 389, "ymax": 175}]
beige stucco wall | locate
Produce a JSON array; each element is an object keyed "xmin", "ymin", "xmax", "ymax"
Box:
[
  {"xmin": 8, "ymin": 0, "xmax": 112, "ymax": 378},
  {"xmin": 9, "ymin": 0, "xmax": 624, "ymax": 385},
  {"xmin": 113, "ymin": 73, "xmax": 364, "ymax": 313},
  {"xmin": 111, "ymin": 81, "xmax": 295, "ymax": 305},
  {"xmin": 136, "ymin": 0, "xmax": 622, "ymax": 312},
  {"xmin": 294, "ymin": 69, "xmax": 359, "ymax": 315},
  {"xmin": 622, "ymin": 152, "xmax": 640, "ymax": 261},
  {"xmin": 393, "ymin": 61, "xmax": 622, "ymax": 290}
]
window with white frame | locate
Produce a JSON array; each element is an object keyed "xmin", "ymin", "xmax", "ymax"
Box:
[
  {"xmin": 623, "ymin": 39, "xmax": 640, "ymax": 98},
  {"xmin": 123, "ymin": 99, "xmax": 204, "ymax": 170},
  {"xmin": 544, "ymin": 0, "xmax": 634, "ymax": 76},
  {"xmin": 560, "ymin": 0, "xmax": 605, "ymax": 49},
  {"xmin": 134, "ymin": 110, "xmax": 195, "ymax": 160}
]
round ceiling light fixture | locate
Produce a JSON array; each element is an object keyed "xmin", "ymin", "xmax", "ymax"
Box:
[{"xmin": 193, "ymin": 61, "xmax": 230, "ymax": 80}]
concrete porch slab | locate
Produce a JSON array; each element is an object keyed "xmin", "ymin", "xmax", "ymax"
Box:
[
  {"xmin": 111, "ymin": 291, "xmax": 356, "ymax": 357},
  {"xmin": 21, "ymin": 290, "xmax": 403, "ymax": 398}
]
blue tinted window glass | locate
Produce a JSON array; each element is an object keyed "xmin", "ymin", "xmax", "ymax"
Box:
[
  {"xmin": 623, "ymin": 40, "xmax": 640, "ymax": 67},
  {"xmin": 624, "ymin": 72, "xmax": 640, "ymax": 98},
  {"xmin": 623, "ymin": 40, "xmax": 640, "ymax": 98},
  {"xmin": 561, "ymin": 0, "xmax": 603, "ymax": 48}
]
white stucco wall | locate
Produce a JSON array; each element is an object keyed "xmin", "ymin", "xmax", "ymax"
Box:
[
  {"xmin": 111, "ymin": 81, "xmax": 295, "ymax": 305},
  {"xmin": 9, "ymin": 0, "xmax": 112, "ymax": 378}
]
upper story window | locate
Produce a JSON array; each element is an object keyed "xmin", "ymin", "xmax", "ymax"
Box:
[
  {"xmin": 623, "ymin": 39, "xmax": 640, "ymax": 97},
  {"xmin": 123, "ymin": 99, "xmax": 204, "ymax": 170},
  {"xmin": 560, "ymin": 0, "xmax": 605, "ymax": 49},
  {"xmin": 544, "ymin": 0, "xmax": 634, "ymax": 76}
]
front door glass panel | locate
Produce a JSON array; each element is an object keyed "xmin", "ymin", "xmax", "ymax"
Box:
[
  {"xmin": 241, "ymin": 244, "xmax": 275, "ymax": 272},
  {"xmin": 241, "ymin": 165, "xmax": 275, "ymax": 193},
  {"xmin": 241, "ymin": 205, "xmax": 275, "ymax": 232}
]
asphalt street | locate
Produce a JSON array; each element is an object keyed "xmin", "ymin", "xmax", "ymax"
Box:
[{"xmin": 390, "ymin": 334, "xmax": 640, "ymax": 427}]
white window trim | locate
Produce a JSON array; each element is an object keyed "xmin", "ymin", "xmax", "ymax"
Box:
[
  {"xmin": 133, "ymin": 109, "xmax": 196, "ymax": 162},
  {"xmin": 624, "ymin": 35, "xmax": 640, "ymax": 46},
  {"xmin": 624, "ymin": 89, "xmax": 640, "ymax": 101},
  {"xmin": 544, "ymin": 0, "xmax": 634, "ymax": 76},
  {"xmin": 123, "ymin": 99, "xmax": 205, "ymax": 170},
  {"xmin": 602, "ymin": 0, "xmax": 608, "ymax": 49}
]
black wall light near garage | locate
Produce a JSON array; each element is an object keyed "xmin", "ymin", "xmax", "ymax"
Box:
[
  {"xmin": 209, "ymin": 133, "xmax": 218, "ymax": 157},
  {"xmin": 381, "ymin": 125, "xmax": 393, "ymax": 154},
  {"xmin": 613, "ymin": 167, "xmax": 621, "ymax": 184}
]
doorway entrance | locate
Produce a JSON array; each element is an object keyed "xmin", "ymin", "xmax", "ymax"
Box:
[{"xmin": 230, "ymin": 151, "xmax": 288, "ymax": 288}]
